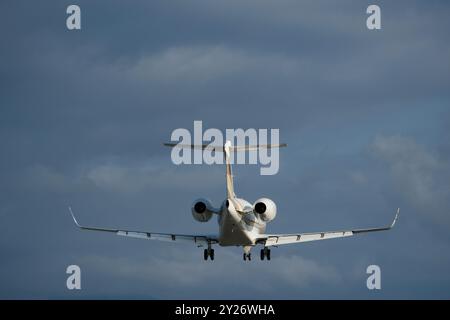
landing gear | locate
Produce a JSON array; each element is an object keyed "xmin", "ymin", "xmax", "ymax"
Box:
[
  {"xmin": 203, "ymin": 244, "xmax": 214, "ymax": 261},
  {"xmin": 260, "ymin": 247, "xmax": 271, "ymax": 260}
]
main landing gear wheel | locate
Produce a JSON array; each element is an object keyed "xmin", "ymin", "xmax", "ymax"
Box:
[
  {"xmin": 260, "ymin": 248, "xmax": 271, "ymax": 261},
  {"xmin": 203, "ymin": 248, "xmax": 214, "ymax": 261},
  {"xmin": 243, "ymin": 253, "xmax": 251, "ymax": 261}
]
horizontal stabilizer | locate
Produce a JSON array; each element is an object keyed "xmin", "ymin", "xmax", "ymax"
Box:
[
  {"xmin": 232, "ymin": 143, "xmax": 287, "ymax": 151},
  {"xmin": 163, "ymin": 143, "xmax": 216, "ymax": 150},
  {"xmin": 163, "ymin": 142, "xmax": 287, "ymax": 152}
]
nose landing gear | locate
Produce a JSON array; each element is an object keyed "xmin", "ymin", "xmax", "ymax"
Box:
[{"xmin": 203, "ymin": 242, "xmax": 214, "ymax": 261}]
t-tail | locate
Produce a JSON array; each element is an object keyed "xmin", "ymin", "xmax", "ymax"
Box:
[{"xmin": 164, "ymin": 141, "xmax": 287, "ymax": 199}]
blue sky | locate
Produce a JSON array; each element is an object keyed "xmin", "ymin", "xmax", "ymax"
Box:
[{"xmin": 0, "ymin": 0, "xmax": 449, "ymax": 299}]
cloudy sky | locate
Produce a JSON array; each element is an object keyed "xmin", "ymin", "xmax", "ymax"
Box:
[{"xmin": 1, "ymin": 0, "xmax": 449, "ymax": 299}]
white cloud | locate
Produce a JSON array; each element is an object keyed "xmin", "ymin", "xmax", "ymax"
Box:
[
  {"xmin": 98, "ymin": 45, "xmax": 301, "ymax": 86},
  {"xmin": 371, "ymin": 135, "xmax": 450, "ymax": 225},
  {"xmin": 132, "ymin": 46, "xmax": 247, "ymax": 83},
  {"xmin": 349, "ymin": 171, "xmax": 368, "ymax": 185},
  {"xmin": 86, "ymin": 161, "xmax": 222, "ymax": 193},
  {"xmin": 21, "ymin": 165, "xmax": 76, "ymax": 193},
  {"xmin": 21, "ymin": 160, "xmax": 223, "ymax": 194}
]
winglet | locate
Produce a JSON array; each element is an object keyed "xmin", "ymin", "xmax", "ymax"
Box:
[
  {"xmin": 68, "ymin": 206, "xmax": 81, "ymax": 228},
  {"xmin": 390, "ymin": 208, "xmax": 400, "ymax": 228}
]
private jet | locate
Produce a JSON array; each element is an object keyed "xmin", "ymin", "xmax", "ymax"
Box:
[{"xmin": 69, "ymin": 141, "xmax": 399, "ymax": 261}]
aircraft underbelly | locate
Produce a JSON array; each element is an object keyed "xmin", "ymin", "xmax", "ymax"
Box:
[{"xmin": 218, "ymin": 209, "xmax": 254, "ymax": 246}]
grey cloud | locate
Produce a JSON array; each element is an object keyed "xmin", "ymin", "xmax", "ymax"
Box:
[
  {"xmin": 1, "ymin": 0, "xmax": 450, "ymax": 299},
  {"xmin": 79, "ymin": 248, "xmax": 341, "ymax": 298}
]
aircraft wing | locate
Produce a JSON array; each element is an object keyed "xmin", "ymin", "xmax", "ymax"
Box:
[
  {"xmin": 257, "ymin": 208, "xmax": 400, "ymax": 247},
  {"xmin": 69, "ymin": 207, "xmax": 218, "ymax": 247}
]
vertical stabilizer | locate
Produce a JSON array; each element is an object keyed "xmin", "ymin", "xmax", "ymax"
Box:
[{"xmin": 224, "ymin": 140, "xmax": 236, "ymax": 199}]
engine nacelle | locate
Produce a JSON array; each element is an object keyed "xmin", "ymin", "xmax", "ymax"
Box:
[
  {"xmin": 191, "ymin": 198, "xmax": 214, "ymax": 222},
  {"xmin": 253, "ymin": 198, "xmax": 277, "ymax": 222}
]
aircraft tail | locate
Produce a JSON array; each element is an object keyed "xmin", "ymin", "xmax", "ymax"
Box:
[{"xmin": 164, "ymin": 141, "xmax": 287, "ymax": 199}]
